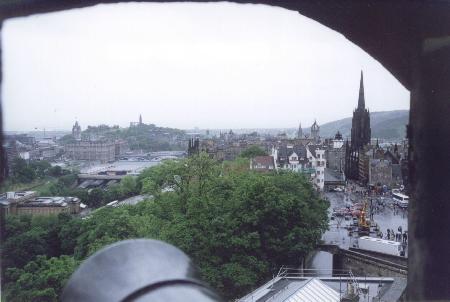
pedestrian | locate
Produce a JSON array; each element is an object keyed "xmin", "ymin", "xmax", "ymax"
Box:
[
  {"xmin": 403, "ymin": 232, "xmax": 408, "ymax": 244},
  {"xmin": 387, "ymin": 229, "xmax": 391, "ymax": 240}
]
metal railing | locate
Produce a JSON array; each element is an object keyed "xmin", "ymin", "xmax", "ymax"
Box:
[
  {"xmin": 276, "ymin": 266, "xmax": 354, "ymax": 278},
  {"xmin": 238, "ymin": 266, "xmax": 395, "ymax": 302}
]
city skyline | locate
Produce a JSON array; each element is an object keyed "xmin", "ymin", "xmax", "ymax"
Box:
[{"xmin": 3, "ymin": 2, "xmax": 409, "ymax": 131}]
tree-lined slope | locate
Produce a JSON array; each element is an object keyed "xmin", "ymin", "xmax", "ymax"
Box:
[
  {"xmin": 2, "ymin": 154, "xmax": 329, "ymax": 301},
  {"xmin": 317, "ymin": 110, "xmax": 408, "ymax": 139}
]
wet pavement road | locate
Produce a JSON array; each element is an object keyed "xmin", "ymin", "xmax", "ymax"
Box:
[
  {"xmin": 308, "ymin": 191, "xmax": 408, "ymax": 271},
  {"xmin": 323, "ymin": 192, "xmax": 408, "ymax": 248}
]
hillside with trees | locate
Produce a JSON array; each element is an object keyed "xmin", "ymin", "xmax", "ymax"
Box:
[
  {"xmin": 0, "ymin": 159, "xmax": 71, "ymax": 194},
  {"xmin": 317, "ymin": 110, "xmax": 409, "ymax": 139},
  {"xmin": 59, "ymin": 123, "xmax": 186, "ymax": 151},
  {"xmin": 1, "ymin": 154, "xmax": 329, "ymax": 301}
]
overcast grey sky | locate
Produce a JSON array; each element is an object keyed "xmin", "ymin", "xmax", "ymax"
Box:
[{"xmin": 2, "ymin": 2, "xmax": 409, "ymax": 132}]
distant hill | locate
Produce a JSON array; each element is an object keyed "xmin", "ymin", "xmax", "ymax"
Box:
[{"xmin": 318, "ymin": 110, "xmax": 409, "ymax": 140}]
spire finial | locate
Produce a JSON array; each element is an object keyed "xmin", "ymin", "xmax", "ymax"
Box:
[
  {"xmin": 298, "ymin": 121, "xmax": 303, "ymax": 139},
  {"xmin": 358, "ymin": 70, "xmax": 365, "ymax": 109}
]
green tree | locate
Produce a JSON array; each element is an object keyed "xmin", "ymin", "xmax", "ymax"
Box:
[
  {"xmin": 58, "ymin": 174, "xmax": 77, "ymax": 187},
  {"xmin": 2, "ymin": 214, "xmax": 32, "ymax": 239},
  {"xmin": 71, "ymin": 188, "xmax": 89, "ymax": 204},
  {"xmin": 29, "ymin": 160, "xmax": 52, "ymax": 178},
  {"xmin": 104, "ymin": 183, "xmax": 123, "ymax": 201},
  {"xmin": 2, "ymin": 226, "xmax": 48, "ymax": 270},
  {"xmin": 49, "ymin": 165, "xmax": 63, "ymax": 177},
  {"xmin": 2, "ymin": 155, "xmax": 328, "ymax": 301},
  {"xmin": 73, "ymin": 206, "xmax": 153, "ymax": 259},
  {"xmin": 2, "ymin": 214, "xmax": 82, "ymax": 273},
  {"xmin": 4, "ymin": 255, "xmax": 79, "ymax": 302},
  {"xmin": 86, "ymin": 188, "xmax": 105, "ymax": 208},
  {"xmin": 58, "ymin": 217, "xmax": 83, "ymax": 255},
  {"xmin": 138, "ymin": 155, "xmax": 328, "ymax": 299},
  {"xmin": 119, "ymin": 176, "xmax": 138, "ymax": 197},
  {"xmin": 11, "ymin": 158, "xmax": 36, "ymax": 183}
]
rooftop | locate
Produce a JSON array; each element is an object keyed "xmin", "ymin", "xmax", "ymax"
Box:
[
  {"xmin": 18, "ymin": 196, "xmax": 80, "ymax": 208},
  {"xmin": 251, "ymin": 156, "xmax": 275, "ymax": 167},
  {"xmin": 0, "ymin": 191, "xmax": 37, "ymax": 205},
  {"xmin": 238, "ymin": 267, "xmax": 405, "ymax": 302}
]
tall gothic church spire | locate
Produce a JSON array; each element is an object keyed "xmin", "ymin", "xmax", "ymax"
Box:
[
  {"xmin": 297, "ymin": 122, "xmax": 303, "ymax": 138},
  {"xmin": 350, "ymin": 72, "xmax": 371, "ymax": 148},
  {"xmin": 358, "ymin": 70, "xmax": 365, "ymax": 110}
]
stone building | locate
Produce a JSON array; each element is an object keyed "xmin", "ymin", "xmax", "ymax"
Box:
[
  {"xmin": 65, "ymin": 140, "xmax": 116, "ymax": 162},
  {"xmin": 72, "ymin": 121, "xmax": 81, "ymax": 140},
  {"xmin": 369, "ymin": 159, "xmax": 393, "ymax": 186},
  {"xmin": 307, "ymin": 145, "xmax": 326, "ymax": 191},
  {"xmin": 272, "ymin": 143, "xmax": 326, "ymax": 191},
  {"xmin": 274, "ymin": 144, "xmax": 309, "ymax": 172},
  {"xmin": 187, "ymin": 138, "xmax": 200, "ymax": 156},
  {"xmin": 345, "ymin": 71, "xmax": 371, "ymax": 181},
  {"xmin": 358, "ymin": 147, "xmax": 372, "ymax": 184},
  {"xmin": 351, "ymin": 73, "xmax": 371, "ymax": 149},
  {"xmin": 0, "ymin": 191, "xmax": 82, "ymax": 217},
  {"xmin": 310, "ymin": 120, "xmax": 320, "ymax": 142},
  {"xmin": 114, "ymin": 140, "xmax": 130, "ymax": 159},
  {"xmin": 325, "ymin": 131, "xmax": 345, "ymax": 172},
  {"xmin": 2, "ymin": 135, "xmax": 38, "ymax": 176},
  {"xmin": 250, "ymin": 156, "xmax": 275, "ymax": 172}
]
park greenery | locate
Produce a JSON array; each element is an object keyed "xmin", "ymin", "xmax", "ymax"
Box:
[
  {"xmin": 8, "ymin": 158, "xmax": 64, "ymax": 184},
  {"xmin": 36, "ymin": 174, "xmax": 140, "ymax": 209},
  {"xmin": 1, "ymin": 157, "xmax": 140, "ymax": 208},
  {"xmin": 1, "ymin": 154, "xmax": 329, "ymax": 301},
  {"xmin": 0, "ymin": 158, "xmax": 69, "ymax": 193}
]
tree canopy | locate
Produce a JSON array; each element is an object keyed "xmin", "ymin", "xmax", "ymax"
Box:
[
  {"xmin": 4, "ymin": 255, "xmax": 79, "ymax": 302},
  {"xmin": 1, "ymin": 153, "xmax": 328, "ymax": 301}
]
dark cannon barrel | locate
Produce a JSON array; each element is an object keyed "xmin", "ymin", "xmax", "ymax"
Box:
[{"xmin": 62, "ymin": 239, "xmax": 222, "ymax": 302}]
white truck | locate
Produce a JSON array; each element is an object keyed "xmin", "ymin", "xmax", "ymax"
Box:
[{"xmin": 357, "ymin": 236, "xmax": 404, "ymax": 256}]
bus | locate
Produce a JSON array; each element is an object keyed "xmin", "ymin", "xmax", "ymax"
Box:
[{"xmin": 392, "ymin": 193, "xmax": 409, "ymax": 208}]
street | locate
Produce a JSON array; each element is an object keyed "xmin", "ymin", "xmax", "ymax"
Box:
[
  {"xmin": 324, "ymin": 191, "xmax": 408, "ymax": 248},
  {"xmin": 308, "ymin": 190, "xmax": 408, "ymax": 271}
]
